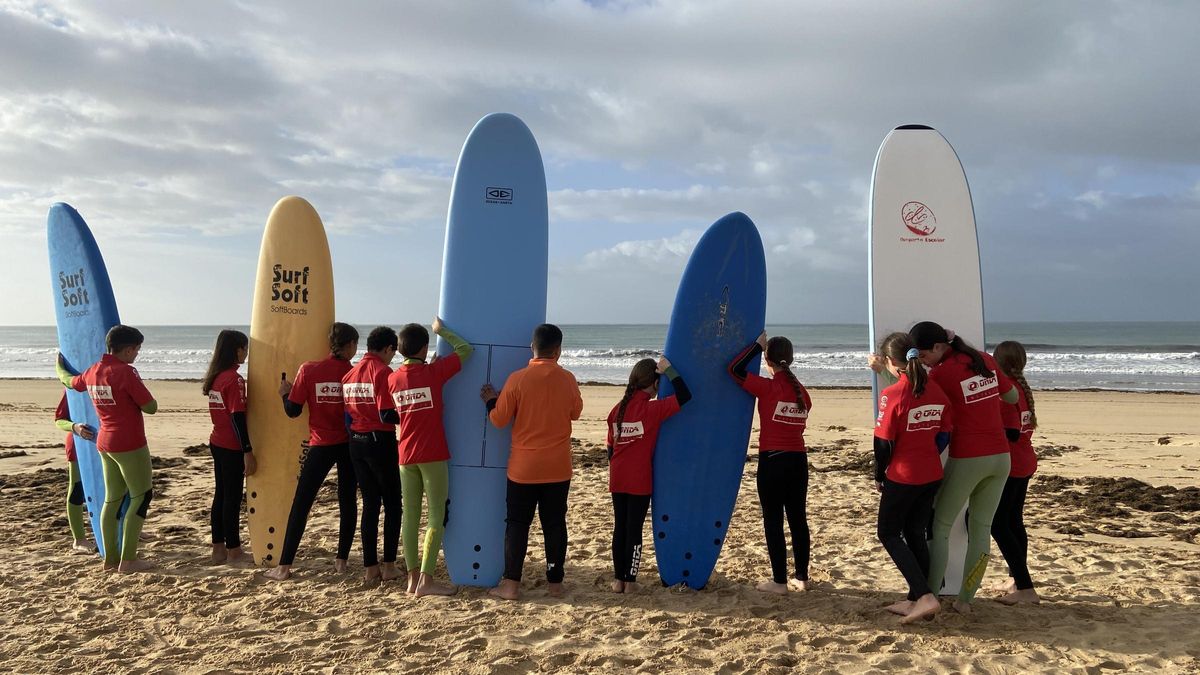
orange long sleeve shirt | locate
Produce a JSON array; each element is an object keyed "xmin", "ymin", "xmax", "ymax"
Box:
[{"xmin": 489, "ymin": 358, "xmax": 583, "ymax": 484}]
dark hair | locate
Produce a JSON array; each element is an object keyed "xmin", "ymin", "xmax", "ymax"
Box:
[
  {"xmin": 329, "ymin": 322, "xmax": 359, "ymax": 355},
  {"xmin": 613, "ymin": 358, "xmax": 658, "ymax": 446},
  {"xmin": 532, "ymin": 323, "xmax": 563, "ymax": 353},
  {"xmin": 399, "ymin": 323, "xmax": 430, "ymax": 358},
  {"xmin": 202, "ymin": 329, "xmax": 248, "ymax": 395},
  {"xmin": 879, "ymin": 332, "xmax": 927, "ymax": 396},
  {"xmin": 366, "ymin": 326, "xmax": 398, "ymax": 352},
  {"xmin": 765, "ymin": 336, "xmax": 807, "ymax": 414},
  {"xmin": 909, "ymin": 320, "xmax": 993, "ymax": 378},
  {"xmin": 106, "ymin": 325, "xmax": 144, "ymax": 353},
  {"xmin": 994, "ymin": 340, "xmax": 1037, "ymax": 429}
]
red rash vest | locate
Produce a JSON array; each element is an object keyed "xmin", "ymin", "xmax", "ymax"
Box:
[
  {"xmin": 874, "ymin": 374, "xmax": 953, "ymax": 484},
  {"xmin": 68, "ymin": 354, "xmax": 155, "ymax": 453},
  {"xmin": 289, "ymin": 355, "xmax": 353, "ymax": 446},
  {"xmin": 606, "ymin": 390, "xmax": 682, "ymax": 495}
]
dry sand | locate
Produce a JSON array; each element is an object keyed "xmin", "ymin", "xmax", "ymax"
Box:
[{"xmin": 1, "ymin": 378, "xmax": 1198, "ymax": 673}]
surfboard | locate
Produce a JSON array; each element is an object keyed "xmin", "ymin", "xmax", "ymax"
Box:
[
  {"xmin": 438, "ymin": 113, "xmax": 548, "ymax": 587},
  {"xmin": 246, "ymin": 196, "xmax": 336, "ymax": 567},
  {"xmin": 652, "ymin": 212, "xmax": 766, "ymax": 589},
  {"xmin": 46, "ymin": 203, "xmax": 122, "ymax": 558},
  {"xmin": 868, "ymin": 124, "xmax": 985, "ymax": 595}
]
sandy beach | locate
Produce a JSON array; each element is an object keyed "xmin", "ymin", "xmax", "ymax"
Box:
[{"xmin": 1, "ymin": 378, "xmax": 1198, "ymax": 673}]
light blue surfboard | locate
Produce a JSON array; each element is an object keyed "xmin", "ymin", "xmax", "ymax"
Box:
[
  {"xmin": 438, "ymin": 113, "xmax": 548, "ymax": 587},
  {"xmin": 653, "ymin": 212, "xmax": 766, "ymax": 588},
  {"xmin": 46, "ymin": 203, "xmax": 122, "ymax": 558}
]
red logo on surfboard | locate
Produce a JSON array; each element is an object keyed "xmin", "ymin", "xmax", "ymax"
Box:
[{"xmin": 901, "ymin": 202, "xmax": 936, "ymax": 236}]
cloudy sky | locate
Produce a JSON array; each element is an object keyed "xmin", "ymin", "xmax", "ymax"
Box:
[{"xmin": 3, "ymin": 1, "xmax": 1198, "ymax": 326}]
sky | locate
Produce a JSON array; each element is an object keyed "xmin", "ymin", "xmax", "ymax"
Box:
[{"xmin": 2, "ymin": 0, "xmax": 1198, "ymax": 326}]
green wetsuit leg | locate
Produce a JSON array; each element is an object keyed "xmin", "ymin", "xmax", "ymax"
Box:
[
  {"xmin": 399, "ymin": 464, "xmax": 426, "ymax": 572},
  {"xmin": 101, "ymin": 446, "xmax": 153, "ymax": 563},
  {"xmin": 67, "ymin": 460, "xmax": 86, "ymax": 541},
  {"xmin": 419, "ymin": 461, "xmax": 449, "ymax": 575},
  {"xmin": 926, "ymin": 452, "xmax": 1011, "ymax": 600}
]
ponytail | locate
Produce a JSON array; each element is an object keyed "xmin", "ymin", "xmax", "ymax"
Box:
[
  {"xmin": 614, "ymin": 358, "xmax": 658, "ymax": 446},
  {"xmin": 880, "ymin": 332, "xmax": 927, "ymax": 397},
  {"xmin": 766, "ymin": 337, "xmax": 807, "ymax": 413},
  {"xmin": 910, "ymin": 320, "xmax": 992, "ymax": 377},
  {"xmin": 949, "ymin": 335, "xmax": 994, "ymax": 378},
  {"xmin": 994, "ymin": 341, "xmax": 1037, "ymax": 429}
]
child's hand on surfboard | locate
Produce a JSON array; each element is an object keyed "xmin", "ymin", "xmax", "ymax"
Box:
[
  {"xmin": 278, "ymin": 374, "xmax": 293, "ymax": 398},
  {"xmin": 656, "ymin": 357, "xmax": 672, "ymax": 374},
  {"xmin": 243, "ymin": 452, "xmax": 257, "ymax": 477},
  {"xmin": 867, "ymin": 354, "xmax": 886, "ymax": 374},
  {"xmin": 479, "ymin": 384, "xmax": 498, "ymax": 403},
  {"xmin": 432, "ymin": 316, "xmax": 444, "ymax": 335},
  {"xmin": 56, "ymin": 352, "xmax": 80, "ymax": 376},
  {"xmin": 755, "ymin": 331, "xmax": 768, "ymax": 350}
]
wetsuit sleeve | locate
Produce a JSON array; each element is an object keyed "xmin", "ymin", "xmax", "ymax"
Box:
[
  {"xmin": 282, "ymin": 398, "xmax": 304, "ymax": 418},
  {"xmin": 56, "ymin": 419, "xmax": 75, "ymax": 433},
  {"xmin": 56, "ymin": 357, "xmax": 85, "ymax": 391},
  {"xmin": 872, "ymin": 437, "xmax": 893, "ymax": 483},
  {"xmin": 664, "ymin": 365, "xmax": 692, "ymax": 407},
  {"xmin": 488, "ymin": 372, "xmax": 520, "ymax": 428},
  {"xmin": 935, "ymin": 432, "xmax": 951, "ymax": 454},
  {"xmin": 436, "ymin": 324, "xmax": 474, "ymax": 364},
  {"xmin": 1005, "ymin": 428, "xmax": 1020, "ymax": 442},
  {"xmin": 379, "ymin": 408, "xmax": 400, "ymax": 425},
  {"xmin": 727, "ymin": 341, "xmax": 763, "ymax": 382},
  {"xmin": 231, "ymin": 411, "xmax": 253, "ymax": 452}
]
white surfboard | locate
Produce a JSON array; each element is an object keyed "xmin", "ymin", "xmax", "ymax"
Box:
[{"xmin": 869, "ymin": 124, "xmax": 985, "ymax": 595}]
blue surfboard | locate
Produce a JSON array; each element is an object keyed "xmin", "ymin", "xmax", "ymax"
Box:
[
  {"xmin": 652, "ymin": 212, "xmax": 766, "ymax": 588},
  {"xmin": 438, "ymin": 113, "xmax": 548, "ymax": 587},
  {"xmin": 46, "ymin": 203, "xmax": 122, "ymax": 558}
]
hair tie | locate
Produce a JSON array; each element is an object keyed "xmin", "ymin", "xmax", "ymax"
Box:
[
  {"xmin": 905, "ymin": 348, "xmax": 919, "ymax": 361},
  {"xmin": 945, "ymin": 329, "xmax": 956, "ymax": 342}
]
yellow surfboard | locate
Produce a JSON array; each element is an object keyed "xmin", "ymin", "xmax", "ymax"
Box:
[{"xmin": 246, "ymin": 196, "xmax": 335, "ymax": 566}]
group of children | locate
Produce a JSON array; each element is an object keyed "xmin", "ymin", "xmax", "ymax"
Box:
[{"xmin": 53, "ymin": 320, "xmax": 1040, "ymax": 620}]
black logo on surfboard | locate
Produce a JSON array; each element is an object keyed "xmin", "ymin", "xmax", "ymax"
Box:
[
  {"xmin": 485, "ymin": 187, "xmax": 513, "ymax": 205},
  {"xmin": 270, "ymin": 264, "xmax": 310, "ymax": 316},
  {"xmin": 59, "ymin": 267, "xmax": 91, "ymax": 319}
]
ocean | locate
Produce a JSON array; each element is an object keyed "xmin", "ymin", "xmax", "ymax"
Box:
[{"xmin": 1, "ymin": 322, "xmax": 1197, "ymax": 392}]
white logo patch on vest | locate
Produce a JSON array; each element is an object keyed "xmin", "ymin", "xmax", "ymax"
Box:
[
  {"xmin": 960, "ymin": 374, "xmax": 998, "ymax": 404},
  {"xmin": 393, "ymin": 387, "xmax": 433, "ymax": 413},
  {"xmin": 612, "ymin": 420, "xmax": 645, "ymax": 444},
  {"xmin": 87, "ymin": 385, "xmax": 115, "ymax": 406},
  {"xmin": 907, "ymin": 404, "xmax": 944, "ymax": 431},
  {"xmin": 1020, "ymin": 410, "xmax": 1032, "ymax": 432},
  {"xmin": 208, "ymin": 391, "xmax": 226, "ymax": 410},
  {"xmin": 773, "ymin": 401, "xmax": 808, "ymax": 424},
  {"xmin": 316, "ymin": 382, "xmax": 342, "ymax": 404},
  {"xmin": 342, "ymin": 382, "xmax": 375, "ymax": 401}
]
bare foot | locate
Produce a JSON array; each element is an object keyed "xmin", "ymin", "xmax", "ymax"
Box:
[
  {"xmin": 789, "ymin": 578, "xmax": 811, "ymax": 592},
  {"xmin": 334, "ymin": 558, "xmax": 349, "ymax": 573},
  {"xmin": 951, "ymin": 600, "xmax": 972, "ymax": 614},
  {"xmin": 611, "ymin": 580, "xmax": 625, "ymax": 594},
  {"xmin": 380, "ymin": 562, "xmax": 400, "ymax": 581},
  {"xmin": 755, "ymin": 580, "xmax": 788, "ymax": 595},
  {"xmin": 103, "ymin": 562, "xmax": 119, "ymax": 573},
  {"xmin": 211, "ymin": 543, "xmax": 226, "ymax": 563},
  {"xmin": 364, "ymin": 565, "xmax": 382, "ymax": 583},
  {"xmin": 407, "ymin": 571, "xmax": 420, "ymax": 593},
  {"xmin": 885, "ymin": 600, "xmax": 915, "ymax": 616},
  {"xmin": 623, "ymin": 581, "xmax": 641, "ymax": 594},
  {"xmin": 989, "ymin": 576, "xmax": 1017, "ymax": 593},
  {"xmin": 71, "ymin": 540, "xmax": 97, "ymax": 555},
  {"xmin": 547, "ymin": 582, "xmax": 566, "ymax": 598},
  {"xmin": 415, "ymin": 574, "xmax": 457, "ymax": 597},
  {"xmin": 900, "ymin": 593, "xmax": 941, "ymax": 624},
  {"xmin": 263, "ymin": 565, "xmax": 292, "ymax": 581},
  {"xmin": 489, "ymin": 578, "xmax": 521, "ymax": 600},
  {"xmin": 225, "ymin": 547, "xmax": 248, "ymax": 564},
  {"xmin": 118, "ymin": 559, "xmax": 154, "ymax": 574},
  {"xmin": 997, "ymin": 588, "xmax": 1041, "ymax": 605}
]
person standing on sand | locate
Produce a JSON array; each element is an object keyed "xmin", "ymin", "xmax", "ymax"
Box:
[
  {"xmin": 388, "ymin": 317, "xmax": 474, "ymax": 597},
  {"xmin": 606, "ymin": 356, "xmax": 691, "ymax": 594},
  {"xmin": 202, "ymin": 329, "xmax": 257, "ymax": 565},
  {"xmin": 989, "ymin": 340, "xmax": 1042, "ymax": 605},
  {"xmin": 869, "ymin": 332, "xmax": 952, "ymax": 624},
  {"xmin": 266, "ymin": 322, "xmax": 360, "ymax": 581},
  {"xmin": 729, "ymin": 331, "xmax": 814, "ymax": 595},
  {"xmin": 342, "ymin": 326, "xmax": 403, "ymax": 583},
  {"xmin": 904, "ymin": 321, "xmax": 1018, "ymax": 614},
  {"xmin": 54, "ymin": 391, "xmax": 97, "ymax": 554},
  {"xmin": 480, "ymin": 323, "xmax": 583, "ymax": 601},
  {"xmin": 56, "ymin": 324, "xmax": 158, "ymax": 573}
]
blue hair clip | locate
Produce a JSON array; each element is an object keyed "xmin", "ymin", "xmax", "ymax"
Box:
[{"xmin": 905, "ymin": 347, "xmax": 920, "ymax": 361}]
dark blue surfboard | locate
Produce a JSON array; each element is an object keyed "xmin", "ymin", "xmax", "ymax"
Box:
[
  {"xmin": 46, "ymin": 203, "xmax": 122, "ymax": 558},
  {"xmin": 652, "ymin": 212, "xmax": 766, "ymax": 588},
  {"xmin": 438, "ymin": 113, "xmax": 548, "ymax": 586}
]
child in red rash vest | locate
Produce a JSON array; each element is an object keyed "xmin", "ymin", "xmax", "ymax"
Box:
[
  {"xmin": 729, "ymin": 331, "xmax": 813, "ymax": 595},
  {"xmin": 989, "ymin": 340, "xmax": 1041, "ymax": 606},
  {"xmin": 55, "ymin": 391, "xmax": 97, "ymax": 554},
  {"xmin": 605, "ymin": 356, "xmax": 691, "ymax": 594},
  {"xmin": 342, "ymin": 326, "xmax": 402, "ymax": 583},
  {"xmin": 869, "ymin": 332, "xmax": 952, "ymax": 624},
  {"xmin": 202, "ymin": 329, "xmax": 256, "ymax": 565}
]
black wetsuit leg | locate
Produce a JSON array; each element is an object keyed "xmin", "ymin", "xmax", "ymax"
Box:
[
  {"xmin": 878, "ymin": 478, "xmax": 940, "ymax": 600},
  {"xmin": 210, "ymin": 444, "xmax": 245, "ymax": 549},
  {"xmin": 991, "ymin": 475, "xmax": 1034, "ymax": 590}
]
